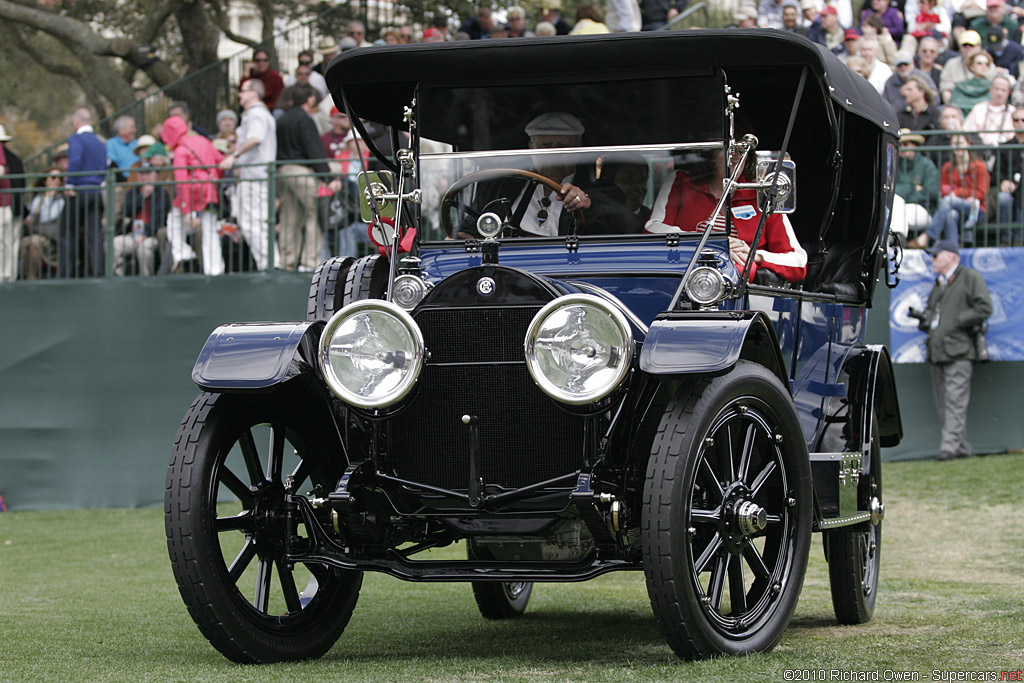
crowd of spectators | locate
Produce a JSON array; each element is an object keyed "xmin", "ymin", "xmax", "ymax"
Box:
[{"xmin": 5, "ymin": 2, "xmax": 1024, "ymax": 282}]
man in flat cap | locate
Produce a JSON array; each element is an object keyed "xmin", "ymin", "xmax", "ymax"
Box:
[
  {"xmin": 912, "ymin": 240, "xmax": 992, "ymax": 461},
  {"xmin": 457, "ymin": 112, "xmax": 640, "ymax": 238}
]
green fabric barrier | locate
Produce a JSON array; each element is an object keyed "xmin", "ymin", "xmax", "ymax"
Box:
[
  {"xmin": 0, "ymin": 273, "xmax": 310, "ymax": 511},
  {"xmin": 1, "ymin": 276, "xmax": 1021, "ymax": 510}
]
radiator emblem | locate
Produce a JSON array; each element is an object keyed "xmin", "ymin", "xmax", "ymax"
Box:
[{"xmin": 476, "ymin": 276, "xmax": 496, "ymax": 297}]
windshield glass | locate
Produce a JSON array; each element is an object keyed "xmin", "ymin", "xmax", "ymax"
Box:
[{"xmin": 420, "ymin": 144, "xmax": 732, "ymax": 241}]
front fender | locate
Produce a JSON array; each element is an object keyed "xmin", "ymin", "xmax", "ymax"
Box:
[
  {"xmin": 192, "ymin": 321, "xmax": 324, "ymax": 391},
  {"xmin": 638, "ymin": 310, "xmax": 788, "ymax": 387}
]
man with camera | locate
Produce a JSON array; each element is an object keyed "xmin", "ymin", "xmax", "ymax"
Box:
[{"xmin": 909, "ymin": 240, "xmax": 992, "ymax": 461}]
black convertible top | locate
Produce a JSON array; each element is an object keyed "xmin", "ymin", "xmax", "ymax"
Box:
[{"xmin": 325, "ymin": 29, "xmax": 898, "ymax": 137}]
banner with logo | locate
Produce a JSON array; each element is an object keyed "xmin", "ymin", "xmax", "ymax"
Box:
[{"xmin": 888, "ymin": 247, "xmax": 1024, "ymax": 363}]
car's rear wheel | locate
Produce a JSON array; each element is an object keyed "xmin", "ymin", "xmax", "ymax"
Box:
[
  {"xmin": 467, "ymin": 541, "xmax": 533, "ymax": 619},
  {"xmin": 642, "ymin": 361, "xmax": 812, "ymax": 659},
  {"xmin": 826, "ymin": 418, "xmax": 882, "ymax": 624},
  {"xmin": 165, "ymin": 389, "xmax": 361, "ymax": 663}
]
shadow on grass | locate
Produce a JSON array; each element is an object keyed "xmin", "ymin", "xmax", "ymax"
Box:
[{"xmin": 329, "ymin": 609, "xmax": 677, "ymax": 664}]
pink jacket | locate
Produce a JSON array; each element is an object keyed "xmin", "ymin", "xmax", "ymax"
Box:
[{"xmin": 161, "ymin": 115, "xmax": 224, "ymax": 214}]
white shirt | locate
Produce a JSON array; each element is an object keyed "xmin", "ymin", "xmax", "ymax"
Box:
[
  {"xmin": 964, "ymin": 101, "xmax": 1016, "ymax": 147},
  {"xmin": 518, "ymin": 173, "xmax": 575, "ymax": 236},
  {"xmin": 236, "ymin": 102, "xmax": 276, "ymax": 179}
]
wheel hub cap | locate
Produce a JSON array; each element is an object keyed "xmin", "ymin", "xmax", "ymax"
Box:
[{"xmin": 735, "ymin": 500, "xmax": 768, "ymax": 536}]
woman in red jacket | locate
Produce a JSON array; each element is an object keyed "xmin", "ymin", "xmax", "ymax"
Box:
[
  {"xmin": 644, "ymin": 147, "xmax": 807, "ymax": 283},
  {"xmin": 917, "ymin": 134, "xmax": 988, "ymax": 248}
]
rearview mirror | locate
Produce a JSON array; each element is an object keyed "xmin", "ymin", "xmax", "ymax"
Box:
[
  {"xmin": 357, "ymin": 171, "xmax": 396, "ymax": 222},
  {"xmin": 756, "ymin": 158, "xmax": 796, "ymax": 214}
]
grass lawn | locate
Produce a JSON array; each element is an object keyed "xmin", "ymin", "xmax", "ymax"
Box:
[{"xmin": 1, "ymin": 453, "xmax": 1022, "ymax": 682}]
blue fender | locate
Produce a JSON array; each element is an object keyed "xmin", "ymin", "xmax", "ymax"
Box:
[
  {"xmin": 191, "ymin": 321, "xmax": 324, "ymax": 391},
  {"xmin": 638, "ymin": 310, "xmax": 788, "ymax": 386}
]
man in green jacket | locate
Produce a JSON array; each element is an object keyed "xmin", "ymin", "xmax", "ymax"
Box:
[
  {"xmin": 917, "ymin": 240, "xmax": 993, "ymax": 460},
  {"xmin": 895, "ymin": 131, "xmax": 940, "ymax": 243}
]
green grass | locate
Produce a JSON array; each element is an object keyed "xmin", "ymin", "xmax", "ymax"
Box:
[{"xmin": 2, "ymin": 454, "xmax": 1023, "ymax": 682}]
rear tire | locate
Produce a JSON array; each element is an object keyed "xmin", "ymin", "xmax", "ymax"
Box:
[
  {"xmin": 642, "ymin": 361, "xmax": 812, "ymax": 659},
  {"xmin": 826, "ymin": 421, "xmax": 882, "ymax": 625},
  {"xmin": 467, "ymin": 541, "xmax": 533, "ymax": 619}
]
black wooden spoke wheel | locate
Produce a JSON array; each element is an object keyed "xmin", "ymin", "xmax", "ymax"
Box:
[
  {"xmin": 165, "ymin": 389, "xmax": 362, "ymax": 663},
  {"xmin": 826, "ymin": 420, "xmax": 882, "ymax": 624},
  {"xmin": 643, "ymin": 362, "xmax": 812, "ymax": 659},
  {"xmin": 467, "ymin": 541, "xmax": 533, "ymax": 619}
]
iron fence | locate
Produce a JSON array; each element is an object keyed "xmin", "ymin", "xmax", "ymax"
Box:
[{"xmin": 1, "ymin": 161, "xmax": 369, "ymax": 282}]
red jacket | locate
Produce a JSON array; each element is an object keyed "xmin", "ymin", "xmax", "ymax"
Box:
[
  {"xmin": 940, "ymin": 158, "xmax": 989, "ymax": 213},
  {"xmin": 161, "ymin": 116, "xmax": 224, "ymax": 214},
  {"xmin": 645, "ymin": 171, "xmax": 807, "ymax": 282}
]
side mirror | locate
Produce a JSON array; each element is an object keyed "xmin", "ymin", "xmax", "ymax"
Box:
[
  {"xmin": 756, "ymin": 158, "xmax": 797, "ymax": 214},
  {"xmin": 357, "ymin": 171, "xmax": 396, "ymax": 222}
]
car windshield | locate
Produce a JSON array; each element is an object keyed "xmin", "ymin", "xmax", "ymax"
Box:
[
  {"xmin": 412, "ymin": 73, "xmax": 729, "ymax": 241},
  {"xmin": 419, "ymin": 144, "xmax": 728, "ymax": 241}
]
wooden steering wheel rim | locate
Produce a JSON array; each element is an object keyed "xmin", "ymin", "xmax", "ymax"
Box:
[{"xmin": 440, "ymin": 168, "xmax": 585, "ymax": 236}]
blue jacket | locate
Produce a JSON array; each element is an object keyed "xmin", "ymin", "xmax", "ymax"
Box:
[{"xmin": 67, "ymin": 128, "xmax": 107, "ymax": 192}]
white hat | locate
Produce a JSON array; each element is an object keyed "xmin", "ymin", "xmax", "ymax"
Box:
[
  {"xmin": 136, "ymin": 134, "xmax": 157, "ymax": 148},
  {"xmin": 0, "ymin": 124, "xmax": 11, "ymax": 142},
  {"xmin": 524, "ymin": 112, "xmax": 585, "ymax": 136}
]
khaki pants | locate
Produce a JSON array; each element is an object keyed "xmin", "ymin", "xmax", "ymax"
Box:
[{"xmin": 277, "ymin": 164, "xmax": 321, "ymax": 271}]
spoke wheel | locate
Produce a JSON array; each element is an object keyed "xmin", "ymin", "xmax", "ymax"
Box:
[
  {"xmin": 166, "ymin": 389, "xmax": 362, "ymax": 663},
  {"xmin": 826, "ymin": 420, "xmax": 882, "ymax": 624},
  {"xmin": 643, "ymin": 361, "xmax": 812, "ymax": 659},
  {"xmin": 468, "ymin": 542, "xmax": 534, "ymax": 619}
]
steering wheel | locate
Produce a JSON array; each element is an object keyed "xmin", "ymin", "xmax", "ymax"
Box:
[{"xmin": 441, "ymin": 168, "xmax": 586, "ymax": 238}]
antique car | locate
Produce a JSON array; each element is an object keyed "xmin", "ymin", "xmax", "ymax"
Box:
[{"xmin": 165, "ymin": 30, "xmax": 903, "ymax": 663}]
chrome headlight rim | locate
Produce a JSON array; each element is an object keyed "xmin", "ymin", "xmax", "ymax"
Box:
[
  {"xmin": 524, "ymin": 293, "xmax": 635, "ymax": 406},
  {"xmin": 685, "ymin": 265, "xmax": 727, "ymax": 307},
  {"xmin": 319, "ymin": 299, "xmax": 425, "ymax": 408}
]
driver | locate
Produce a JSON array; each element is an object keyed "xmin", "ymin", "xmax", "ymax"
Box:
[
  {"xmin": 456, "ymin": 112, "xmax": 592, "ymax": 237},
  {"xmin": 644, "ymin": 143, "xmax": 806, "ymax": 283}
]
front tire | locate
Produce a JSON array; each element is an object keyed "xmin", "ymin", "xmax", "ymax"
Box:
[
  {"xmin": 642, "ymin": 361, "xmax": 813, "ymax": 659},
  {"xmin": 165, "ymin": 389, "xmax": 362, "ymax": 663}
]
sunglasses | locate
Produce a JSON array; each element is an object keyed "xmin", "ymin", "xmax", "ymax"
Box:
[
  {"xmin": 253, "ymin": 57, "xmax": 269, "ymax": 62},
  {"xmin": 1014, "ymin": 118, "xmax": 1024, "ymax": 122},
  {"xmin": 299, "ymin": 59, "xmax": 312, "ymax": 65},
  {"xmin": 537, "ymin": 196, "xmax": 552, "ymax": 225}
]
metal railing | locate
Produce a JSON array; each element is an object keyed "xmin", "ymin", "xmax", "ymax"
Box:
[
  {"xmin": 895, "ymin": 130, "xmax": 1024, "ymax": 249},
  {"xmin": 1, "ymin": 160, "xmax": 369, "ymax": 282}
]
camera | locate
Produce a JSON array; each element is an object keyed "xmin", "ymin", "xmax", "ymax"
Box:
[
  {"xmin": 907, "ymin": 306, "xmax": 929, "ymax": 331},
  {"xmin": 972, "ymin": 321, "xmax": 990, "ymax": 362}
]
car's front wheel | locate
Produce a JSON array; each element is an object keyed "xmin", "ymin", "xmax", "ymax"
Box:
[
  {"xmin": 642, "ymin": 361, "xmax": 812, "ymax": 659},
  {"xmin": 165, "ymin": 389, "xmax": 362, "ymax": 663}
]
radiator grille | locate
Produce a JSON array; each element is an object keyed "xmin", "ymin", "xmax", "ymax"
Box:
[{"xmin": 390, "ymin": 306, "xmax": 586, "ymax": 491}]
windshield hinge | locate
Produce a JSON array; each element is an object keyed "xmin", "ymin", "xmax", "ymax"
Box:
[
  {"xmin": 665, "ymin": 233, "xmax": 681, "ymax": 248},
  {"xmin": 564, "ymin": 235, "xmax": 579, "ymax": 252},
  {"xmin": 463, "ymin": 239, "xmax": 481, "ymax": 253}
]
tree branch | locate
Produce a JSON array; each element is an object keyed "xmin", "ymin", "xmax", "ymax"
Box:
[{"xmin": 206, "ymin": 0, "xmax": 263, "ymax": 49}]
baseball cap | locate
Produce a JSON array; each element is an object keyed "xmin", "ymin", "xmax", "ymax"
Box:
[
  {"xmin": 960, "ymin": 29, "xmax": 982, "ymax": 46},
  {"xmin": 844, "ymin": 28, "xmax": 860, "ymax": 40},
  {"xmin": 894, "ymin": 50, "xmax": 913, "ymax": 65},
  {"xmin": 987, "ymin": 0, "xmax": 1003, "ymax": 7},
  {"xmin": 820, "ymin": 5, "xmax": 838, "ymax": 15},
  {"xmin": 524, "ymin": 112, "xmax": 585, "ymax": 136},
  {"xmin": 927, "ymin": 239, "xmax": 960, "ymax": 256}
]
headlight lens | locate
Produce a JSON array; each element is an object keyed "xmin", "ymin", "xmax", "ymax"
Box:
[
  {"xmin": 524, "ymin": 294, "xmax": 633, "ymax": 405},
  {"xmin": 319, "ymin": 300, "xmax": 425, "ymax": 408},
  {"xmin": 685, "ymin": 266, "xmax": 726, "ymax": 307}
]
